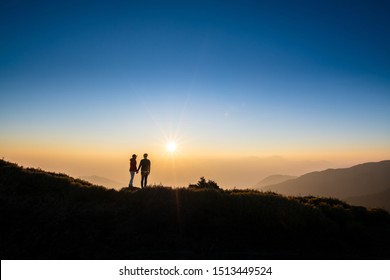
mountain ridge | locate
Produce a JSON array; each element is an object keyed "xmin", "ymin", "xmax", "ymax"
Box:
[
  {"xmin": 258, "ymin": 160, "xmax": 390, "ymax": 208},
  {"xmin": 346, "ymin": 188, "xmax": 390, "ymax": 211},
  {"xmin": 254, "ymin": 174, "xmax": 297, "ymax": 188}
]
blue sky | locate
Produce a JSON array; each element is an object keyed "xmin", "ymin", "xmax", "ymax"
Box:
[{"xmin": 1, "ymin": 0, "xmax": 390, "ymax": 185}]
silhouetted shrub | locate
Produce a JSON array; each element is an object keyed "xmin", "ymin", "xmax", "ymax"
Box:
[{"xmin": 188, "ymin": 176, "xmax": 220, "ymax": 190}]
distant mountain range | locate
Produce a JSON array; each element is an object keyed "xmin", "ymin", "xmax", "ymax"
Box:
[
  {"xmin": 257, "ymin": 160, "xmax": 390, "ymax": 211},
  {"xmin": 255, "ymin": 175, "xmax": 297, "ymax": 188}
]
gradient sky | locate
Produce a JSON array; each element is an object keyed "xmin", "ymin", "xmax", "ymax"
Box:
[{"xmin": 1, "ymin": 0, "xmax": 389, "ymax": 187}]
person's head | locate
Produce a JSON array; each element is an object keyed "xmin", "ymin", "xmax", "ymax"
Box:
[
  {"xmin": 132, "ymin": 154, "xmax": 137, "ymax": 159},
  {"xmin": 143, "ymin": 153, "xmax": 148, "ymax": 158}
]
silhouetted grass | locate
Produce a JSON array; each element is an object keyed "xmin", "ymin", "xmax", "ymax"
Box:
[{"xmin": 1, "ymin": 159, "xmax": 390, "ymax": 259}]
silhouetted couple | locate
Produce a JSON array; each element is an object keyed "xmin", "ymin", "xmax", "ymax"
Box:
[{"xmin": 129, "ymin": 153, "xmax": 151, "ymax": 188}]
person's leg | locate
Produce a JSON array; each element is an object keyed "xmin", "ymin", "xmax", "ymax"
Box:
[
  {"xmin": 141, "ymin": 174, "xmax": 145, "ymax": 188},
  {"xmin": 144, "ymin": 173, "xmax": 148, "ymax": 187},
  {"xmin": 129, "ymin": 171, "xmax": 135, "ymax": 187}
]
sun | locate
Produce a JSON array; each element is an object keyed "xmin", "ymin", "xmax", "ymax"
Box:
[{"xmin": 166, "ymin": 142, "xmax": 177, "ymax": 153}]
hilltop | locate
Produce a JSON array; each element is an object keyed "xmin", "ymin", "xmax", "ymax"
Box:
[
  {"xmin": 80, "ymin": 175, "xmax": 123, "ymax": 189},
  {"xmin": 1, "ymin": 159, "xmax": 390, "ymax": 259}
]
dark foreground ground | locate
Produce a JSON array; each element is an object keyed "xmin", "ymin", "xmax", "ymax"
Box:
[{"xmin": 1, "ymin": 159, "xmax": 390, "ymax": 259}]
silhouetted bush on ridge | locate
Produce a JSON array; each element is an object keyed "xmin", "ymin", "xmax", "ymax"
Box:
[
  {"xmin": 1, "ymin": 159, "xmax": 390, "ymax": 259},
  {"xmin": 189, "ymin": 176, "xmax": 220, "ymax": 190}
]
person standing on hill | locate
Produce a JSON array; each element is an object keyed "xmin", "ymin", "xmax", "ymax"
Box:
[
  {"xmin": 128, "ymin": 154, "xmax": 138, "ymax": 187},
  {"xmin": 138, "ymin": 153, "xmax": 151, "ymax": 188}
]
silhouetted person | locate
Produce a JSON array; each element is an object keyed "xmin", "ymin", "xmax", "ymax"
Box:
[
  {"xmin": 138, "ymin": 153, "xmax": 151, "ymax": 188},
  {"xmin": 128, "ymin": 154, "xmax": 138, "ymax": 187}
]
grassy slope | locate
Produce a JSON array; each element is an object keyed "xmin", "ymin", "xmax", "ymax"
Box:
[{"xmin": 1, "ymin": 159, "xmax": 390, "ymax": 259}]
